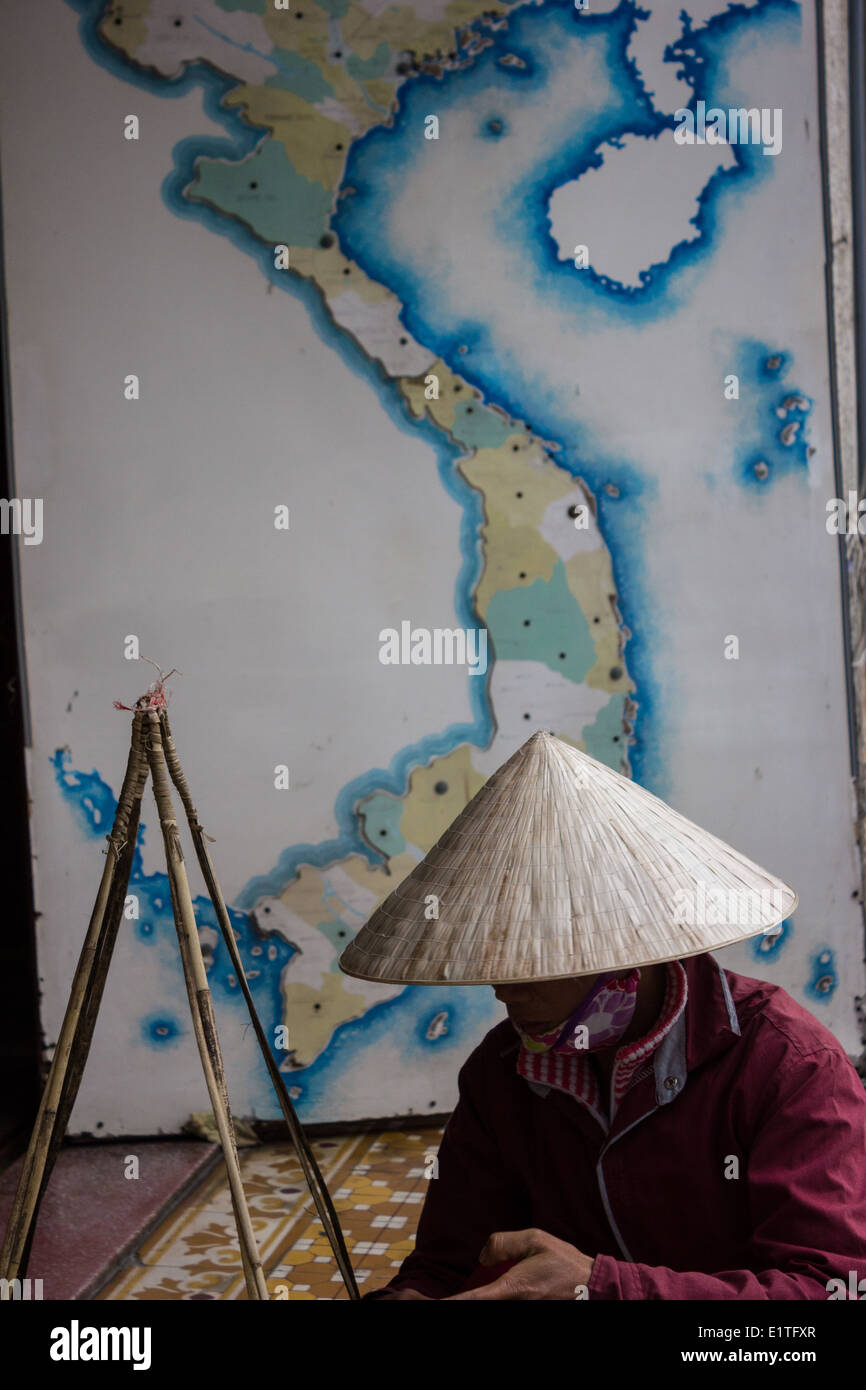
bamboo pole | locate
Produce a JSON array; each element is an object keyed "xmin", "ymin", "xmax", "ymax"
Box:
[
  {"xmin": 160, "ymin": 711, "xmax": 360, "ymax": 1300},
  {"xmin": 3, "ymin": 689, "xmax": 358, "ymax": 1301},
  {"xmin": 0, "ymin": 711, "xmax": 150, "ymax": 1282},
  {"xmin": 144, "ymin": 712, "xmax": 268, "ymax": 1301}
]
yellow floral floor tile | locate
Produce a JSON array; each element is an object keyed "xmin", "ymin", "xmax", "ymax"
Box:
[{"xmin": 98, "ymin": 1128, "xmax": 444, "ymax": 1301}]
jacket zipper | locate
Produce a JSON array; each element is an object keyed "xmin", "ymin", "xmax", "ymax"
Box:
[{"xmin": 596, "ymin": 1098, "xmax": 660, "ymax": 1262}]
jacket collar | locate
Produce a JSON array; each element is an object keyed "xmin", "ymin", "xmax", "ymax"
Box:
[
  {"xmin": 508, "ymin": 952, "xmax": 746, "ymax": 1138},
  {"xmin": 604, "ymin": 951, "xmax": 742, "ymax": 1138},
  {"xmin": 645, "ymin": 951, "xmax": 741, "ymax": 1109},
  {"xmin": 684, "ymin": 950, "xmax": 742, "ymax": 1064}
]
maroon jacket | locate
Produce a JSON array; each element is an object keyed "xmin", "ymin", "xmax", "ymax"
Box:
[{"xmin": 368, "ymin": 952, "xmax": 866, "ymax": 1299}]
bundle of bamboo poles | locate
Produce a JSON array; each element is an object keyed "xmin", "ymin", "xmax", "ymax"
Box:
[{"xmin": 0, "ymin": 685, "xmax": 358, "ymax": 1300}]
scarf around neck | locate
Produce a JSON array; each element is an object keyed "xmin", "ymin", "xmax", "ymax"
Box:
[{"xmin": 510, "ymin": 969, "xmax": 641, "ymax": 1055}]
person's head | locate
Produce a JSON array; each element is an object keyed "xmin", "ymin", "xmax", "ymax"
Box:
[
  {"xmin": 493, "ymin": 963, "xmax": 668, "ymax": 1054},
  {"xmin": 492, "ymin": 974, "xmax": 602, "ymax": 1031}
]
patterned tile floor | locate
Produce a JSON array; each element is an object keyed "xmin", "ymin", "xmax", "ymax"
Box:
[{"xmin": 97, "ymin": 1128, "xmax": 443, "ymax": 1301}]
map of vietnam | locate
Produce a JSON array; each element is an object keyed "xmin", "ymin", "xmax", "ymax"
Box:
[{"xmin": 68, "ymin": 0, "xmax": 737, "ymax": 1082}]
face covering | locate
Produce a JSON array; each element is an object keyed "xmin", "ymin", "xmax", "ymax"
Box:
[{"xmin": 511, "ymin": 969, "xmax": 641, "ymax": 1054}]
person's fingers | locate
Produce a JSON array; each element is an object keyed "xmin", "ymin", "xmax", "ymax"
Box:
[
  {"xmin": 443, "ymin": 1274, "xmax": 515, "ymax": 1301},
  {"xmin": 480, "ymin": 1228, "xmax": 548, "ymax": 1265}
]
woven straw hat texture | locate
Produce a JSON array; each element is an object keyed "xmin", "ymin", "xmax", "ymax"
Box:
[{"xmin": 338, "ymin": 731, "xmax": 797, "ymax": 984}]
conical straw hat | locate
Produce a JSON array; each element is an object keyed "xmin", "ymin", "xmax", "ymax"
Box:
[{"xmin": 338, "ymin": 731, "xmax": 797, "ymax": 985}]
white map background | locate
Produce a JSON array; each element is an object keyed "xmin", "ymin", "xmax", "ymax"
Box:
[{"xmin": 0, "ymin": 0, "xmax": 862, "ymax": 1132}]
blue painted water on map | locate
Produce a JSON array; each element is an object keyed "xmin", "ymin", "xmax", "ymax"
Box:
[
  {"xmin": 59, "ymin": 0, "xmax": 803, "ymax": 1112},
  {"xmin": 330, "ymin": 0, "xmax": 799, "ymax": 798},
  {"xmin": 804, "ymin": 947, "xmax": 838, "ymax": 1004}
]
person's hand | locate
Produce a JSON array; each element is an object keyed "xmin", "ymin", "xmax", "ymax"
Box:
[{"xmin": 443, "ymin": 1229, "xmax": 595, "ymax": 1300}]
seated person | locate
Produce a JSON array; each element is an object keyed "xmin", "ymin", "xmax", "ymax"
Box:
[{"xmin": 340, "ymin": 732, "xmax": 866, "ymax": 1301}]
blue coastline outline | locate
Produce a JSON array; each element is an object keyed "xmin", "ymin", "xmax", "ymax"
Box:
[{"xmin": 58, "ymin": 0, "xmax": 801, "ymax": 1102}]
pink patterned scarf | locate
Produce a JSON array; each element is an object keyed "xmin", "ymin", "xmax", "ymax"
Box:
[{"xmin": 510, "ymin": 970, "xmax": 641, "ymax": 1055}]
